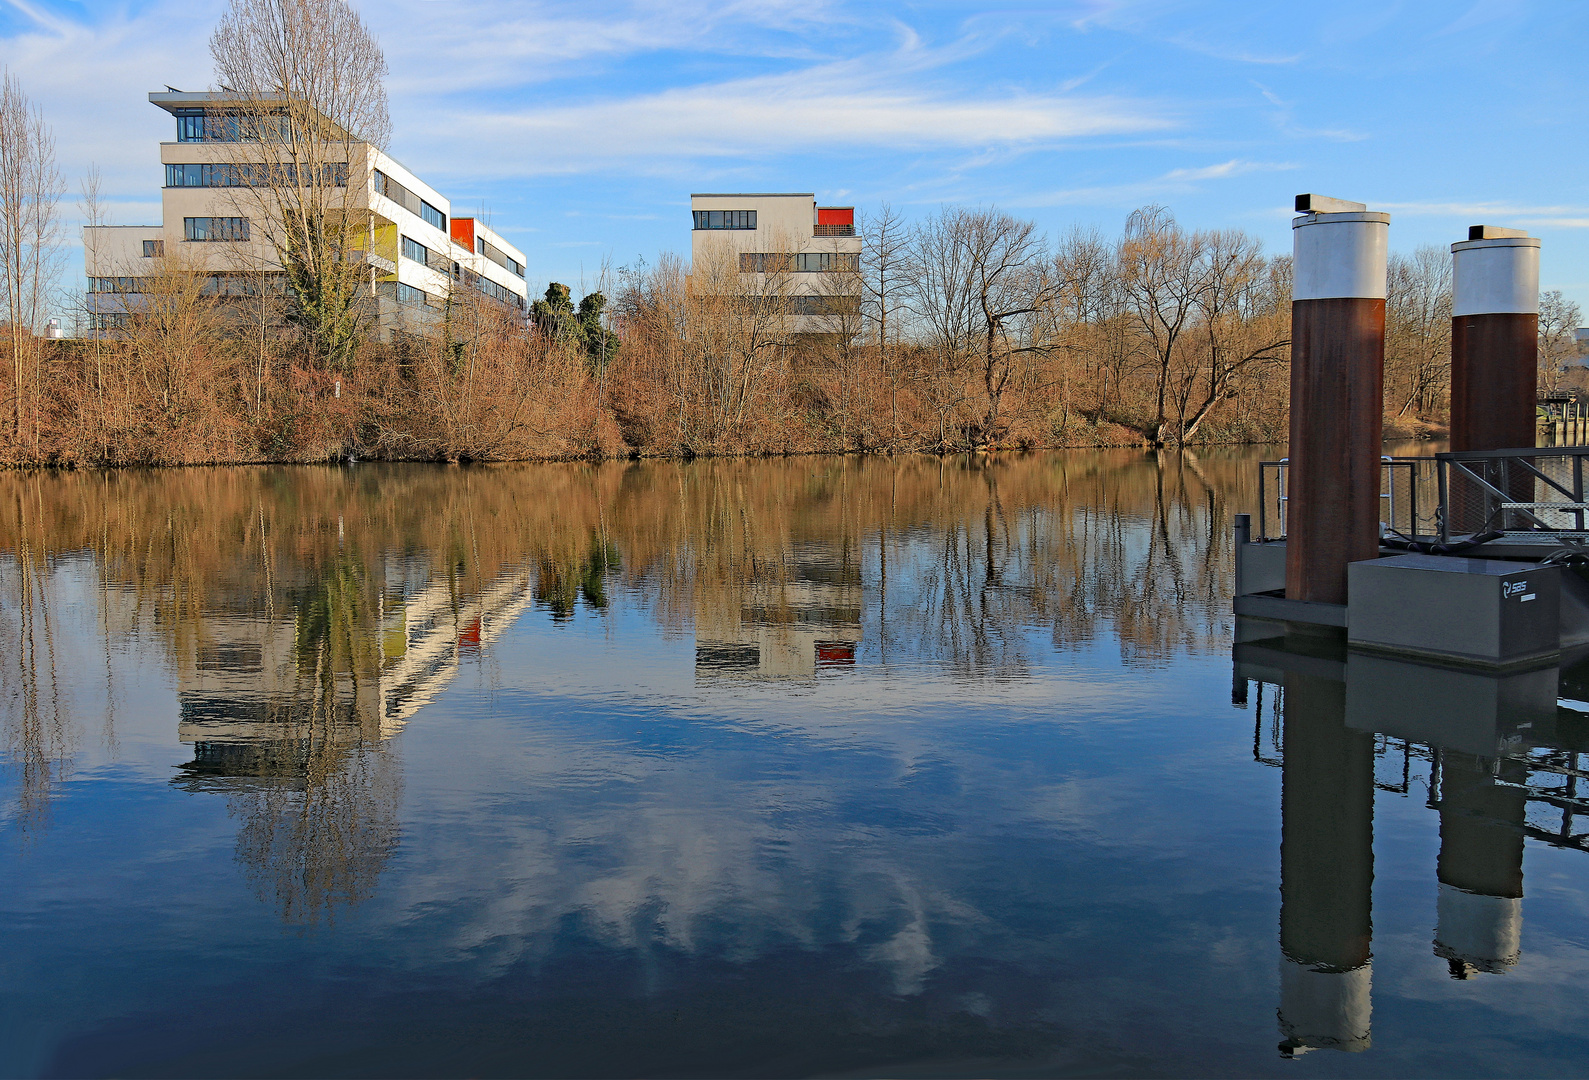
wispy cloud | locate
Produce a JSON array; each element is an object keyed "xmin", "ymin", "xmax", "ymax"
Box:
[
  {"xmin": 1021, "ymin": 158, "xmax": 1295, "ymax": 208},
  {"xmin": 405, "ymin": 66, "xmax": 1170, "ymax": 179},
  {"xmin": 1380, "ymin": 200, "xmax": 1589, "ymax": 221},
  {"xmin": 1250, "ymin": 81, "xmax": 1366, "ymax": 143}
]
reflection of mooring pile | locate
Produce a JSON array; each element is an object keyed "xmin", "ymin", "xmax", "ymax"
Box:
[
  {"xmin": 1235, "ymin": 632, "xmax": 1589, "ymax": 1055},
  {"xmin": 174, "ymin": 567, "xmax": 531, "ymax": 786},
  {"xmin": 695, "ymin": 545, "xmax": 861, "ymax": 682},
  {"xmin": 1229, "ymin": 198, "xmax": 1589, "ymax": 1057}
]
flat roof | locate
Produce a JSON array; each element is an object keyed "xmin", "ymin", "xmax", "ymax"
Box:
[
  {"xmin": 148, "ymin": 90, "xmax": 287, "ymax": 115},
  {"xmin": 690, "ymin": 193, "xmax": 815, "ymax": 198}
]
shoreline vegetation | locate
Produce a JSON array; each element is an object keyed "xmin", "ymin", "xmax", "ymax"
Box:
[{"xmin": 16, "ymin": 201, "xmax": 1555, "ymax": 471}]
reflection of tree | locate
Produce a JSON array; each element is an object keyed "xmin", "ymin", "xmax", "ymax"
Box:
[
  {"xmin": 535, "ymin": 532, "xmax": 620, "ymax": 622},
  {"xmin": 224, "ymin": 733, "xmax": 401, "ymax": 926},
  {"xmin": 0, "ymin": 548, "xmax": 76, "ymax": 835},
  {"xmin": 177, "ymin": 554, "xmax": 401, "ymax": 925},
  {"xmin": 0, "ymin": 449, "xmax": 1270, "ymax": 847}
]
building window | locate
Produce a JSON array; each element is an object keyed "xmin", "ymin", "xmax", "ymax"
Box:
[
  {"xmin": 477, "ymin": 237, "xmax": 525, "ymax": 278},
  {"xmin": 468, "ymin": 271, "xmax": 523, "ymax": 309},
  {"xmin": 739, "ymin": 252, "xmax": 860, "ymax": 274},
  {"xmin": 90, "ymin": 312, "xmax": 130, "ymax": 331},
  {"xmin": 476, "ymin": 237, "xmax": 485, "ymax": 255},
  {"xmin": 375, "ymin": 170, "xmax": 445, "ymax": 228},
  {"xmin": 386, "ymin": 281, "xmax": 430, "ymax": 307},
  {"xmin": 795, "ymin": 252, "xmax": 858, "ymax": 273},
  {"xmin": 173, "ymin": 109, "xmax": 289, "ymax": 144},
  {"xmin": 401, "ymin": 235, "xmax": 429, "ymax": 265},
  {"xmin": 167, "ymin": 162, "xmax": 346, "ymax": 188},
  {"xmin": 184, "ymin": 216, "xmax": 249, "ymax": 242},
  {"xmin": 142, "ymin": 240, "xmax": 164, "ymax": 258},
  {"xmin": 740, "ymin": 252, "xmax": 785, "ymax": 274},
  {"xmin": 694, "ymin": 209, "xmax": 756, "ymax": 230},
  {"xmin": 89, "ymin": 277, "xmax": 149, "ymax": 293}
]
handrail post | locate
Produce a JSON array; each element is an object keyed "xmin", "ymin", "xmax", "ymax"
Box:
[{"xmin": 1235, "ymin": 513, "xmax": 1251, "ymax": 598}]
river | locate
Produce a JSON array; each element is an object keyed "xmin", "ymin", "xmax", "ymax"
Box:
[{"xmin": 2, "ymin": 449, "xmax": 1586, "ymax": 1077}]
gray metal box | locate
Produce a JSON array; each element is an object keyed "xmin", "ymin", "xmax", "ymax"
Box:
[{"xmin": 1347, "ymin": 554, "xmax": 1559, "ymax": 667}]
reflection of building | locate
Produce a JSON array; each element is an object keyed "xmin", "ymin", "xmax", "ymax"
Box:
[
  {"xmin": 1237, "ymin": 622, "xmax": 1589, "ymax": 1054},
  {"xmin": 689, "ymin": 193, "xmax": 861, "ymax": 335},
  {"xmin": 175, "ymin": 565, "xmax": 531, "ymax": 785},
  {"xmin": 85, "ymin": 89, "xmax": 528, "ymax": 338},
  {"xmin": 695, "ymin": 546, "xmax": 861, "ymax": 683}
]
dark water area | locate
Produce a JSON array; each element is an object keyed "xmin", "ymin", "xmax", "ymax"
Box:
[{"xmin": 2, "ymin": 447, "xmax": 1586, "ymax": 1079}]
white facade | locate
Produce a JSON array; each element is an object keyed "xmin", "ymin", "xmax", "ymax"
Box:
[
  {"xmin": 85, "ymin": 90, "xmax": 529, "ymax": 338},
  {"xmin": 689, "ymin": 192, "xmax": 862, "ymax": 334}
]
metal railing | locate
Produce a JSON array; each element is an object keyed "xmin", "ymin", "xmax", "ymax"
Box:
[
  {"xmin": 1436, "ymin": 446, "xmax": 1589, "ymax": 543},
  {"xmin": 1255, "ymin": 457, "xmax": 1439, "ymax": 542},
  {"xmin": 813, "ymin": 224, "xmax": 855, "ymax": 237}
]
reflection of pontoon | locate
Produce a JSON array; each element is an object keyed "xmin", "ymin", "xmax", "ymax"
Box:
[
  {"xmin": 1236, "ymin": 625, "xmax": 1589, "ymax": 1053},
  {"xmin": 695, "ymin": 546, "xmax": 861, "ymax": 682},
  {"xmin": 175, "ymin": 568, "xmax": 531, "ymax": 781}
]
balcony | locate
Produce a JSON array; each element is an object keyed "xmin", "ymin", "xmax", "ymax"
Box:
[{"xmin": 814, "ymin": 224, "xmax": 855, "ymax": 237}]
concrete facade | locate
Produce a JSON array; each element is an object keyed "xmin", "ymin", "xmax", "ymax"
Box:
[{"xmin": 689, "ymin": 192, "xmax": 862, "ymax": 335}]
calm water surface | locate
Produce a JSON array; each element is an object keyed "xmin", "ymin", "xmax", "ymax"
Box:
[{"xmin": 2, "ymin": 450, "xmax": 1587, "ymax": 1078}]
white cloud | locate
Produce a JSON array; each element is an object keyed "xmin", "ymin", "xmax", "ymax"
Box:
[
  {"xmin": 401, "ymin": 73, "xmax": 1167, "ymax": 179},
  {"xmin": 1021, "ymin": 158, "xmax": 1295, "ymax": 208},
  {"xmin": 1380, "ymin": 201, "xmax": 1589, "ymax": 223}
]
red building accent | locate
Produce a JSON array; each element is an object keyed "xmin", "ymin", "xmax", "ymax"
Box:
[
  {"xmin": 816, "ymin": 207, "xmax": 854, "ymax": 226},
  {"xmin": 451, "ymin": 217, "xmax": 476, "ymax": 250}
]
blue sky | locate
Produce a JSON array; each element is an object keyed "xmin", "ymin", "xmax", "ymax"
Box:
[{"xmin": 2, "ymin": 0, "xmax": 1586, "ymax": 312}]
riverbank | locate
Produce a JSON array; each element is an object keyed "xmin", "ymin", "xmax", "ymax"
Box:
[{"xmin": 1, "ymin": 328, "xmax": 1444, "ymax": 469}]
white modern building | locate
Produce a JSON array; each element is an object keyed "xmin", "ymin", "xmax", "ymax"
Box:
[
  {"xmin": 689, "ymin": 193, "xmax": 861, "ymax": 333},
  {"xmin": 85, "ymin": 90, "xmax": 529, "ymax": 338}
]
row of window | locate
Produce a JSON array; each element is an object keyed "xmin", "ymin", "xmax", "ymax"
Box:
[
  {"xmin": 174, "ymin": 109, "xmax": 292, "ymax": 144},
  {"xmin": 477, "ymin": 236, "xmax": 525, "ymax": 278},
  {"xmin": 165, "ymin": 162, "xmax": 348, "ymax": 189},
  {"xmin": 89, "ymin": 277, "xmax": 145, "ymax": 293},
  {"xmin": 469, "ymin": 270, "xmax": 524, "ymax": 309},
  {"xmin": 694, "ymin": 210, "xmax": 757, "ymax": 231},
  {"xmin": 89, "ymin": 273, "xmax": 285, "ymax": 297},
  {"xmin": 401, "ymin": 235, "xmax": 454, "ymax": 275},
  {"xmin": 185, "ymin": 216, "xmax": 250, "ymax": 242},
  {"xmin": 374, "ymin": 170, "xmax": 445, "ymax": 231},
  {"xmin": 386, "ymin": 281, "xmax": 432, "ymax": 308},
  {"xmin": 739, "ymin": 252, "xmax": 860, "ymax": 274}
]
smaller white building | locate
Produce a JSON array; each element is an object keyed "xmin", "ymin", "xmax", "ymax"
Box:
[{"xmin": 689, "ymin": 193, "xmax": 861, "ymax": 334}]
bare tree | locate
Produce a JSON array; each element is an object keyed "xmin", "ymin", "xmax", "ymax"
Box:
[
  {"xmin": 210, "ymin": 0, "xmax": 391, "ymax": 369},
  {"xmin": 1539, "ymin": 289, "xmax": 1585, "ymax": 394},
  {"xmin": 77, "ymin": 164, "xmax": 108, "ymax": 443},
  {"xmin": 903, "ymin": 208, "xmax": 980, "ymax": 449},
  {"xmin": 0, "ymin": 69, "xmax": 62, "ymax": 449},
  {"xmin": 1174, "ymin": 229, "xmax": 1289, "ymax": 442},
  {"xmin": 958, "ymin": 208, "xmax": 1057, "ymax": 447},
  {"xmin": 1118, "ymin": 205, "xmax": 1207, "ymax": 446},
  {"xmin": 1385, "ymin": 245, "xmax": 1452, "ymax": 416},
  {"xmin": 860, "ymin": 203, "xmax": 909, "ymax": 440}
]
